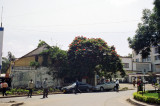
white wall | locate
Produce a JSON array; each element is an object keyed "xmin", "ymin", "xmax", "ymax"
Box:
[
  {"xmin": 133, "ymin": 62, "xmax": 151, "ymax": 72},
  {"xmin": 120, "ymin": 57, "xmax": 132, "ymax": 71},
  {"xmin": 12, "ymin": 67, "xmax": 61, "ymax": 88},
  {"xmin": 132, "ymin": 47, "xmax": 160, "ymax": 72}
]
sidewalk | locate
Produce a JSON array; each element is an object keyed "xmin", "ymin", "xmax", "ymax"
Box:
[{"xmin": 119, "ymin": 83, "xmax": 155, "ymax": 90}]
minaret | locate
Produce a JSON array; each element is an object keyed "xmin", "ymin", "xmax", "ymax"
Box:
[{"xmin": 0, "ymin": 7, "xmax": 4, "ymax": 75}]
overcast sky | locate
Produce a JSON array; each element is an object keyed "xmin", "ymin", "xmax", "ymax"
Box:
[{"xmin": 0, "ymin": 0, "xmax": 154, "ymax": 58}]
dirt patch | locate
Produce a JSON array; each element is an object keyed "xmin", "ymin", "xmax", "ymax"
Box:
[
  {"xmin": 11, "ymin": 102, "xmax": 24, "ymax": 106},
  {"xmin": 7, "ymin": 101, "xmax": 16, "ymax": 103}
]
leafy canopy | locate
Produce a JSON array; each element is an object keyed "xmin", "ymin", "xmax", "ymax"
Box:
[
  {"xmin": 68, "ymin": 36, "xmax": 125, "ymax": 79},
  {"xmin": 128, "ymin": 0, "xmax": 160, "ymax": 58}
]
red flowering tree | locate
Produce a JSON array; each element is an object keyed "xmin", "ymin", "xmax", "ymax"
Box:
[{"xmin": 68, "ymin": 36, "xmax": 125, "ymax": 81}]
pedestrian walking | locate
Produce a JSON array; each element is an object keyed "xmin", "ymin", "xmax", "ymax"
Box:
[
  {"xmin": 137, "ymin": 79, "xmax": 142, "ymax": 91},
  {"xmin": 133, "ymin": 79, "xmax": 136, "ymax": 87},
  {"xmin": 115, "ymin": 79, "xmax": 119, "ymax": 92},
  {"xmin": 1, "ymin": 80, "xmax": 8, "ymax": 96},
  {"xmin": 28, "ymin": 79, "xmax": 34, "ymax": 98},
  {"xmin": 43, "ymin": 78, "xmax": 48, "ymax": 98},
  {"xmin": 75, "ymin": 80, "xmax": 81, "ymax": 94}
]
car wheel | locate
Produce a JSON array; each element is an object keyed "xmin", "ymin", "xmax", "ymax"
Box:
[
  {"xmin": 113, "ymin": 86, "xmax": 116, "ymax": 91},
  {"xmin": 100, "ymin": 87, "xmax": 104, "ymax": 92},
  {"xmin": 86, "ymin": 88, "xmax": 90, "ymax": 92}
]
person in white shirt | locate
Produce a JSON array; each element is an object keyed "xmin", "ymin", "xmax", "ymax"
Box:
[
  {"xmin": 115, "ymin": 79, "xmax": 119, "ymax": 92},
  {"xmin": 28, "ymin": 79, "xmax": 34, "ymax": 98}
]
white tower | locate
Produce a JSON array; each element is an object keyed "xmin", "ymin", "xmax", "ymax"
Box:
[
  {"xmin": 0, "ymin": 27, "xmax": 4, "ymax": 74},
  {"xmin": 0, "ymin": 6, "xmax": 4, "ymax": 74}
]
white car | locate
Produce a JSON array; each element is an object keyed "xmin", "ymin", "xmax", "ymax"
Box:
[{"xmin": 94, "ymin": 82, "xmax": 116, "ymax": 91}]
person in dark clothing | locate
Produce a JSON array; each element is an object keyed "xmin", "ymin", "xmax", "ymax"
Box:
[
  {"xmin": 75, "ymin": 80, "xmax": 81, "ymax": 94},
  {"xmin": 1, "ymin": 80, "xmax": 8, "ymax": 96},
  {"xmin": 43, "ymin": 78, "xmax": 48, "ymax": 98},
  {"xmin": 133, "ymin": 79, "xmax": 136, "ymax": 87},
  {"xmin": 137, "ymin": 79, "xmax": 143, "ymax": 91}
]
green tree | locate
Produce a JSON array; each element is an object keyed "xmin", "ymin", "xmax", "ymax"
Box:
[
  {"xmin": 1, "ymin": 51, "xmax": 15, "ymax": 74},
  {"xmin": 68, "ymin": 36, "xmax": 125, "ymax": 80},
  {"xmin": 1, "ymin": 57, "xmax": 10, "ymax": 73},
  {"xmin": 128, "ymin": 53, "xmax": 132, "ymax": 57},
  {"xmin": 128, "ymin": 0, "xmax": 160, "ymax": 58},
  {"xmin": 38, "ymin": 40, "xmax": 47, "ymax": 48},
  {"xmin": 8, "ymin": 51, "xmax": 15, "ymax": 62},
  {"xmin": 48, "ymin": 46, "xmax": 69, "ymax": 79},
  {"xmin": 38, "ymin": 40, "xmax": 69, "ymax": 79}
]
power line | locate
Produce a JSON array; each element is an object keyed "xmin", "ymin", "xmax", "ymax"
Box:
[
  {"xmin": 6, "ymin": 19, "xmax": 140, "ymax": 28},
  {"xmin": 7, "ymin": 28, "xmax": 135, "ymax": 34}
]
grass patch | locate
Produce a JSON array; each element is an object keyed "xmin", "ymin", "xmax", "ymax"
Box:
[
  {"xmin": 143, "ymin": 93, "xmax": 158, "ymax": 98},
  {"xmin": 121, "ymin": 87, "xmax": 128, "ymax": 91}
]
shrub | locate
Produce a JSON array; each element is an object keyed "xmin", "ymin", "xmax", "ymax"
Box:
[
  {"xmin": 49, "ymin": 88, "xmax": 54, "ymax": 92},
  {"xmin": 30, "ymin": 61, "xmax": 40, "ymax": 68},
  {"xmin": 6, "ymin": 91, "xmax": 12, "ymax": 95},
  {"xmin": 6, "ymin": 88, "xmax": 29, "ymax": 95},
  {"xmin": 133, "ymin": 92, "xmax": 160, "ymax": 104},
  {"xmin": 36, "ymin": 90, "xmax": 43, "ymax": 94}
]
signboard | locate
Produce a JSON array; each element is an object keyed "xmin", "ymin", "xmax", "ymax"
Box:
[{"xmin": 0, "ymin": 27, "xmax": 4, "ymax": 72}]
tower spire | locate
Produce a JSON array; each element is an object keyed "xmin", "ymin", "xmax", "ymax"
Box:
[{"xmin": 1, "ymin": 6, "xmax": 3, "ymax": 27}]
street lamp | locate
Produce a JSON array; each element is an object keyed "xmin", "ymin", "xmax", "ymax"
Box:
[{"xmin": 143, "ymin": 69, "xmax": 147, "ymax": 92}]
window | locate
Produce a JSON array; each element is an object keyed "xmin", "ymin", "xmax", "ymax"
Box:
[
  {"xmin": 155, "ymin": 55, "xmax": 160, "ymax": 61},
  {"xmin": 142, "ymin": 56, "xmax": 151, "ymax": 62},
  {"xmin": 123, "ymin": 63, "xmax": 129, "ymax": 68},
  {"xmin": 142, "ymin": 59, "xmax": 146, "ymax": 62},
  {"xmin": 155, "ymin": 47, "xmax": 159, "ymax": 54},
  {"xmin": 136, "ymin": 58, "xmax": 139, "ymax": 62},
  {"xmin": 35, "ymin": 55, "xmax": 39, "ymax": 62}
]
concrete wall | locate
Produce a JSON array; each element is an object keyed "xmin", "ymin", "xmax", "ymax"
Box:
[
  {"xmin": 12, "ymin": 67, "xmax": 61, "ymax": 88},
  {"xmin": 120, "ymin": 57, "xmax": 132, "ymax": 71},
  {"xmin": 132, "ymin": 47, "xmax": 160, "ymax": 73},
  {"xmin": 132, "ymin": 51, "xmax": 142, "ymax": 62},
  {"xmin": 133, "ymin": 62, "xmax": 151, "ymax": 72}
]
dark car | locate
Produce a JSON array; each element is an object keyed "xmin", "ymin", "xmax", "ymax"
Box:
[{"xmin": 62, "ymin": 82, "xmax": 93, "ymax": 93}]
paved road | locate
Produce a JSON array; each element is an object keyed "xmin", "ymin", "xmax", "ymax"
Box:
[
  {"xmin": 0, "ymin": 90, "xmax": 135, "ymax": 106},
  {"xmin": 0, "ymin": 84, "xmax": 154, "ymax": 106}
]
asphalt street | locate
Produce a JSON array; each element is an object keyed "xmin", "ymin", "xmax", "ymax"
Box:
[{"xmin": 0, "ymin": 90, "xmax": 135, "ymax": 106}]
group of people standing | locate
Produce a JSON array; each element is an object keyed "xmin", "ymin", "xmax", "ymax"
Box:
[
  {"xmin": 132, "ymin": 78, "xmax": 143, "ymax": 91},
  {"xmin": 27, "ymin": 78, "xmax": 48, "ymax": 98}
]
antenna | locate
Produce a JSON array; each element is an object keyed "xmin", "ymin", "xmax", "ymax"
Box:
[{"xmin": 1, "ymin": 6, "xmax": 3, "ymax": 27}]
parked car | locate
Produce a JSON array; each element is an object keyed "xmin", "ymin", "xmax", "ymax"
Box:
[
  {"xmin": 61, "ymin": 82, "xmax": 93, "ymax": 93},
  {"xmin": 94, "ymin": 82, "xmax": 116, "ymax": 91}
]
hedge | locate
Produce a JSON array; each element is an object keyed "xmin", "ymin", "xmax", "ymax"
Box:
[{"xmin": 133, "ymin": 92, "xmax": 160, "ymax": 104}]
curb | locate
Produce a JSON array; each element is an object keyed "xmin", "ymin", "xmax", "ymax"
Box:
[
  {"xmin": 127, "ymin": 97, "xmax": 159, "ymax": 106},
  {"xmin": 0, "ymin": 92, "xmax": 63, "ymax": 98}
]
